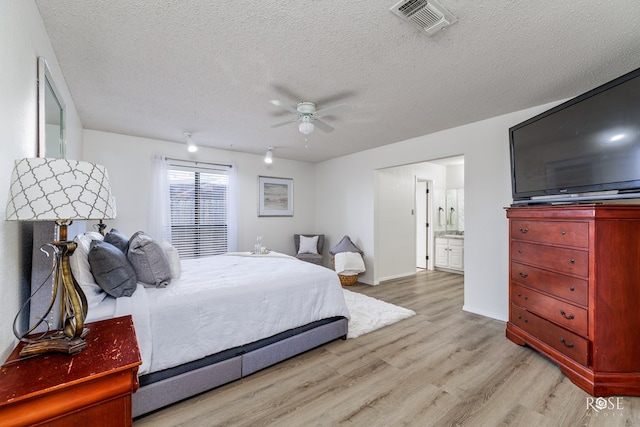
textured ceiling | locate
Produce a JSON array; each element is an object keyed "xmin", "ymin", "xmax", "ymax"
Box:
[{"xmin": 35, "ymin": 0, "xmax": 640, "ymax": 163}]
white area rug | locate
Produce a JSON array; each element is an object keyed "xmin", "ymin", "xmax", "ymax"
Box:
[{"xmin": 343, "ymin": 289, "xmax": 416, "ymax": 339}]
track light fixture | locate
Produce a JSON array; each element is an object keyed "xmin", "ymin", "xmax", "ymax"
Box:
[
  {"xmin": 185, "ymin": 132, "xmax": 198, "ymax": 152},
  {"xmin": 264, "ymin": 147, "xmax": 274, "ymax": 164}
]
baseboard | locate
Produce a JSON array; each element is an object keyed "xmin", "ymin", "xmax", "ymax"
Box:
[
  {"xmin": 376, "ymin": 272, "xmax": 416, "ymax": 284},
  {"xmin": 462, "ymin": 304, "xmax": 507, "ymax": 322}
]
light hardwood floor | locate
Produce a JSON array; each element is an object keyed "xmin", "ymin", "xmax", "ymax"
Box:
[{"xmin": 134, "ymin": 270, "xmax": 639, "ymax": 427}]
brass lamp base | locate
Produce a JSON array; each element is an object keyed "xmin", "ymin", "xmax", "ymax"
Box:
[
  {"xmin": 14, "ymin": 222, "xmax": 89, "ymax": 359},
  {"xmin": 19, "ymin": 328, "xmax": 89, "ymax": 357}
]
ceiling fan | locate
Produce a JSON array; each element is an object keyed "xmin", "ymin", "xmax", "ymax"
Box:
[{"xmin": 269, "ymin": 100, "xmax": 350, "ymax": 135}]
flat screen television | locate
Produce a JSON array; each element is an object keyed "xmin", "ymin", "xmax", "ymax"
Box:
[{"xmin": 509, "ymin": 66, "xmax": 640, "ymax": 205}]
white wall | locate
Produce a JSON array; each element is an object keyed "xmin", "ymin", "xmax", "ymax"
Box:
[
  {"xmin": 316, "ymin": 101, "xmax": 561, "ymax": 321},
  {"xmin": 447, "ymin": 164, "xmax": 464, "ymax": 189},
  {"xmin": 83, "ymin": 130, "xmax": 318, "ymax": 257},
  {"xmin": 0, "ymin": 0, "xmax": 83, "ymax": 360},
  {"xmin": 374, "ymin": 162, "xmax": 446, "ymax": 282}
]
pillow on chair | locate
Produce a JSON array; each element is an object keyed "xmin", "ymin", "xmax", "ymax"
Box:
[{"xmin": 298, "ymin": 235, "xmax": 319, "ymax": 254}]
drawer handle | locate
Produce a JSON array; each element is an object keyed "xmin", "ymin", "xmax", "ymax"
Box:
[
  {"xmin": 519, "ymin": 227, "xmax": 529, "ymax": 234},
  {"xmin": 570, "ymin": 286, "xmax": 575, "ymax": 292},
  {"xmin": 518, "ymin": 272, "xmax": 529, "ymax": 278},
  {"xmin": 561, "ymin": 230, "xmax": 566, "ymax": 235},
  {"xmin": 560, "ymin": 338, "xmax": 574, "ymax": 348},
  {"xmin": 570, "ymin": 258, "xmax": 575, "ymax": 264},
  {"xmin": 560, "ymin": 310, "xmax": 575, "ymax": 320}
]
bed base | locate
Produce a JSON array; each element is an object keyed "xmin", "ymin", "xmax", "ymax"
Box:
[{"xmin": 132, "ymin": 317, "xmax": 348, "ymax": 418}]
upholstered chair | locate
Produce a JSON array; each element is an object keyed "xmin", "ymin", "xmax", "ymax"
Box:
[{"xmin": 294, "ymin": 234, "xmax": 324, "ymax": 265}]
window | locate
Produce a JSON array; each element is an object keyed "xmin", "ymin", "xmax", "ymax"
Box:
[{"xmin": 168, "ymin": 165, "xmax": 230, "ymax": 259}]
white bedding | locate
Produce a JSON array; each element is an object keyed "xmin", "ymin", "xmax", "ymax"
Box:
[{"xmin": 87, "ymin": 252, "xmax": 349, "ymax": 375}]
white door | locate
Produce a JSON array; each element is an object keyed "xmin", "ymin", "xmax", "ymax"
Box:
[{"xmin": 416, "ymin": 180, "xmax": 427, "ymax": 269}]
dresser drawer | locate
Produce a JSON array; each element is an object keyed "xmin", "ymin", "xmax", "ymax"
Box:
[
  {"xmin": 510, "ymin": 304, "xmax": 589, "ymax": 366},
  {"xmin": 511, "ymin": 241, "xmax": 588, "ymax": 277},
  {"xmin": 511, "ymin": 283, "xmax": 587, "ymax": 336},
  {"xmin": 510, "ymin": 220, "xmax": 588, "ymax": 248},
  {"xmin": 511, "ymin": 262, "xmax": 588, "ymax": 306}
]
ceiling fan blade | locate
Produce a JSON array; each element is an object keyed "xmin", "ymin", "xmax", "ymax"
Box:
[
  {"xmin": 271, "ymin": 118, "xmax": 298, "ymax": 128},
  {"xmin": 314, "ymin": 104, "xmax": 350, "ymax": 117},
  {"xmin": 270, "ymin": 100, "xmax": 299, "ymax": 115},
  {"xmin": 312, "ymin": 119, "xmax": 335, "ymax": 133}
]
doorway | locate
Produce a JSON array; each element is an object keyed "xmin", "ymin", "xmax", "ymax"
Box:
[{"xmin": 373, "ymin": 155, "xmax": 464, "ymax": 283}]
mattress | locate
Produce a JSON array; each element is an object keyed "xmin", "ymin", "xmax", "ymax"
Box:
[{"xmin": 86, "ymin": 252, "xmax": 349, "ymax": 375}]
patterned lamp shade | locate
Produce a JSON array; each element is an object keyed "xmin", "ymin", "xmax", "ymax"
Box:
[{"xmin": 6, "ymin": 158, "xmax": 117, "ymax": 221}]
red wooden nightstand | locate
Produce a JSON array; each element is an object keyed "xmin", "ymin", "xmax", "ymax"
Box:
[{"xmin": 0, "ymin": 315, "xmax": 141, "ymax": 426}]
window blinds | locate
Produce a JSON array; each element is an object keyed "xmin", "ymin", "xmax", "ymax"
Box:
[{"xmin": 168, "ymin": 164, "xmax": 229, "ymax": 259}]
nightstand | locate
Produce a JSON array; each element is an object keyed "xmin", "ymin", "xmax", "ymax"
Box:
[{"xmin": 0, "ymin": 315, "xmax": 141, "ymax": 426}]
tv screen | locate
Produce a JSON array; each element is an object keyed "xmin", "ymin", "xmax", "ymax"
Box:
[{"xmin": 509, "ymin": 67, "xmax": 640, "ymax": 204}]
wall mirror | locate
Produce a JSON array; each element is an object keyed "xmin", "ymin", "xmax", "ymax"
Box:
[
  {"xmin": 434, "ymin": 188, "xmax": 465, "ymax": 232},
  {"xmin": 446, "ymin": 188, "xmax": 464, "ymax": 232},
  {"xmin": 38, "ymin": 57, "xmax": 65, "ymax": 158}
]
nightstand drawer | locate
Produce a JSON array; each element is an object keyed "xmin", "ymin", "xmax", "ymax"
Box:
[
  {"xmin": 511, "ymin": 262, "xmax": 588, "ymax": 306},
  {"xmin": 511, "ymin": 283, "xmax": 587, "ymax": 336},
  {"xmin": 510, "ymin": 220, "xmax": 588, "ymax": 248},
  {"xmin": 511, "ymin": 241, "xmax": 588, "ymax": 277},
  {"xmin": 510, "ymin": 304, "xmax": 589, "ymax": 366}
]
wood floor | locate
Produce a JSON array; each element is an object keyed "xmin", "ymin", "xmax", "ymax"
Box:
[{"xmin": 133, "ymin": 270, "xmax": 640, "ymax": 427}]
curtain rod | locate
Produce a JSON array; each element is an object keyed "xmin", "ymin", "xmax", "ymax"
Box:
[{"xmin": 164, "ymin": 157, "xmax": 232, "ymax": 168}]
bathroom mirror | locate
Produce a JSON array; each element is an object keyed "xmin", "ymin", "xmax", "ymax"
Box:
[
  {"xmin": 446, "ymin": 189, "xmax": 458, "ymax": 230},
  {"xmin": 434, "ymin": 188, "xmax": 464, "ymax": 233},
  {"xmin": 38, "ymin": 57, "xmax": 65, "ymax": 158}
]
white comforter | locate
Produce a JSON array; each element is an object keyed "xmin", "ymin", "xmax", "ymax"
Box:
[{"xmin": 87, "ymin": 252, "xmax": 349, "ymax": 375}]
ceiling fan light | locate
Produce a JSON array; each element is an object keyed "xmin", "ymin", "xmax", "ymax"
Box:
[
  {"xmin": 299, "ymin": 120, "xmax": 314, "ymax": 135},
  {"xmin": 264, "ymin": 148, "xmax": 273, "ymax": 164}
]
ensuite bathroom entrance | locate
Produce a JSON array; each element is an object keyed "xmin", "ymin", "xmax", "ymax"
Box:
[{"xmin": 415, "ymin": 155, "xmax": 464, "ymax": 274}]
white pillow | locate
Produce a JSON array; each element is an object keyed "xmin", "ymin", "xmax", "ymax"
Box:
[
  {"xmin": 298, "ymin": 235, "xmax": 319, "ymax": 254},
  {"xmin": 161, "ymin": 240, "xmax": 181, "ymax": 279},
  {"xmin": 69, "ymin": 232, "xmax": 107, "ymax": 309}
]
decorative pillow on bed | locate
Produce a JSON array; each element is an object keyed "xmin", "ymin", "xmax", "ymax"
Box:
[
  {"xmin": 104, "ymin": 228, "xmax": 129, "ymax": 253},
  {"xmin": 127, "ymin": 231, "xmax": 172, "ymax": 288},
  {"xmin": 69, "ymin": 231, "xmax": 107, "ymax": 308},
  {"xmin": 298, "ymin": 235, "xmax": 319, "ymax": 254},
  {"xmin": 160, "ymin": 240, "xmax": 181, "ymax": 279},
  {"xmin": 329, "ymin": 235, "xmax": 363, "ymax": 255},
  {"xmin": 88, "ymin": 240, "xmax": 138, "ymax": 298}
]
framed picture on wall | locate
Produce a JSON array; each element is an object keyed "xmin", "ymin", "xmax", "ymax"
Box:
[{"xmin": 258, "ymin": 176, "xmax": 293, "ymax": 216}]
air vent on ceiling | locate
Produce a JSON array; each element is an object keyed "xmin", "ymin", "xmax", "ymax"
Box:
[{"xmin": 390, "ymin": 0, "xmax": 458, "ymax": 35}]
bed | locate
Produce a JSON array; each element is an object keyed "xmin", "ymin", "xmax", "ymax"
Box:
[{"xmin": 29, "ymin": 227, "xmax": 349, "ymax": 418}]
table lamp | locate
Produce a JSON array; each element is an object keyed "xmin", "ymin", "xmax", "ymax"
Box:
[{"xmin": 6, "ymin": 158, "xmax": 116, "ymax": 356}]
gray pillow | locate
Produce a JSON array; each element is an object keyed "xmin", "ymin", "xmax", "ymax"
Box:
[
  {"xmin": 88, "ymin": 240, "xmax": 137, "ymax": 298},
  {"xmin": 127, "ymin": 231, "xmax": 172, "ymax": 288},
  {"xmin": 329, "ymin": 235, "xmax": 363, "ymax": 255},
  {"xmin": 104, "ymin": 228, "xmax": 129, "ymax": 253}
]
